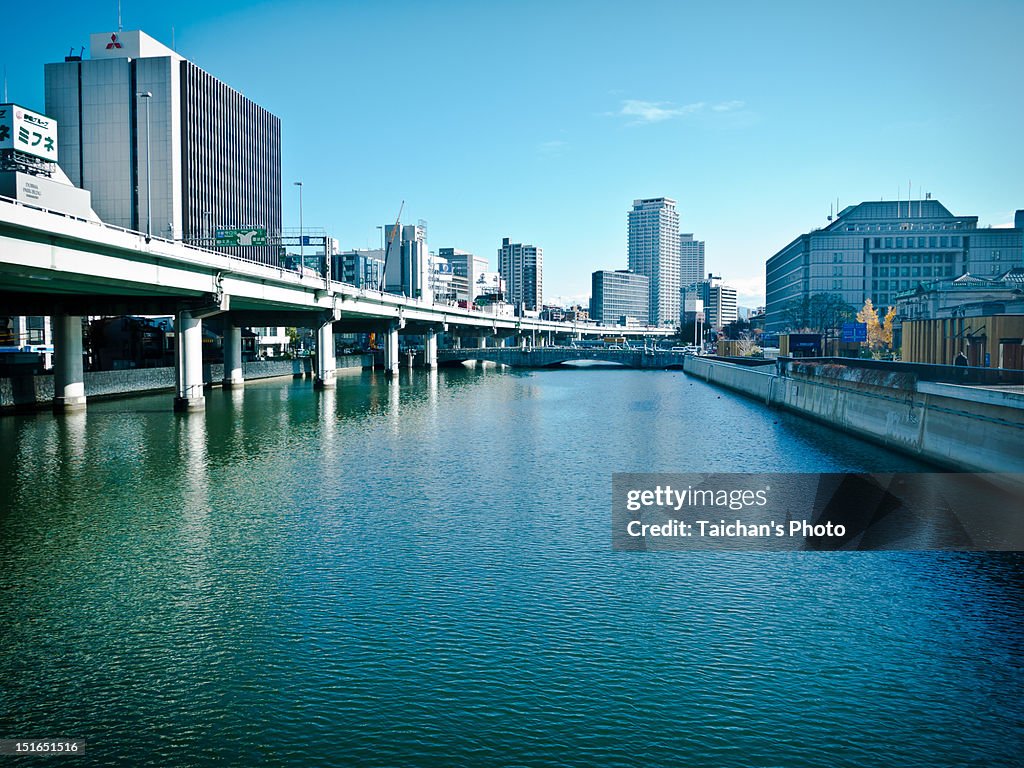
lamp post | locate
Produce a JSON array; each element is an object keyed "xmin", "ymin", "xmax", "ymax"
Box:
[
  {"xmin": 294, "ymin": 181, "xmax": 303, "ymax": 275},
  {"xmin": 136, "ymin": 91, "xmax": 152, "ymax": 239}
]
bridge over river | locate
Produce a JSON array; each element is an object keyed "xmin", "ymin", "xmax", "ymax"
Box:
[
  {"xmin": 0, "ymin": 195, "xmax": 671, "ymax": 412},
  {"xmin": 439, "ymin": 346, "xmax": 691, "ymax": 369}
]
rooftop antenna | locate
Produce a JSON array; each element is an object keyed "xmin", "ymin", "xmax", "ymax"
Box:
[
  {"xmin": 2, "ymin": 65, "xmax": 7, "ymax": 103},
  {"xmin": 117, "ymin": 0, "xmax": 122, "ymax": 32},
  {"xmin": 172, "ymin": 26, "xmax": 175, "ymax": 50}
]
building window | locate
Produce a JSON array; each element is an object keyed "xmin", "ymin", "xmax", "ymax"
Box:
[
  {"xmin": 896, "ymin": 237, "xmax": 904, "ymax": 248},
  {"xmin": 993, "ymin": 250, "xmax": 1001, "ymax": 260},
  {"xmin": 885, "ymin": 237, "xmax": 892, "ymax": 249}
]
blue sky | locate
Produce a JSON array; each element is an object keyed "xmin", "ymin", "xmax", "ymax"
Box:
[{"xmin": 5, "ymin": 0, "xmax": 1023, "ymax": 306}]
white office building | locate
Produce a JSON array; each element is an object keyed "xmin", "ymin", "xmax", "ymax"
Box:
[
  {"xmin": 439, "ymin": 248, "xmax": 489, "ymax": 302},
  {"xmin": 384, "ymin": 222, "xmax": 431, "ymax": 302},
  {"xmin": 628, "ymin": 197, "xmax": 680, "ymax": 326},
  {"xmin": 707, "ymin": 283, "xmax": 738, "ymax": 329},
  {"xmin": 44, "ymin": 30, "xmax": 282, "ymax": 263}
]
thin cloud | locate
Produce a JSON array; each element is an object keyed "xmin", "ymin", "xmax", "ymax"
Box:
[
  {"xmin": 539, "ymin": 140, "xmax": 567, "ymax": 155},
  {"xmin": 711, "ymin": 100, "xmax": 745, "ymax": 112},
  {"xmin": 613, "ymin": 99, "xmax": 745, "ymax": 125},
  {"xmin": 617, "ymin": 99, "xmax": 704, "ymax": 124}
]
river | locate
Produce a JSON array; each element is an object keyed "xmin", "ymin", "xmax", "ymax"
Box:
[{"xmin": 1, "ymin": 366, "xmax": 1020, "ymax": 767}]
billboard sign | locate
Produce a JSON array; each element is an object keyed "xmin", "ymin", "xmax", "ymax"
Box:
[
  {"xmin": 216, "ymin": 227, "xmax": 267, "ymax": 246},
  {"xmin": 841, "ymin": 322, "xmax": 868, "ymax": 343},
  {"xmin": 0, "ymin": 104, "xmax": 59, "ymax": 163}
]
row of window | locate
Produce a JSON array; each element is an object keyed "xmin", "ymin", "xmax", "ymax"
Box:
[
  {"xmin": 844, "ymin": 222, "xmax": 966, "ymax": 233},
  {"xmin": 875, "ymin": 266, "xmax": 954, "ymax": 278},
  {"xmin": 873, "ymin": 236, "xmax": 962, "ymax": 249},
  {"xmin": 874, "ymin": 252, "xmax": 956, "ymax": 264}
]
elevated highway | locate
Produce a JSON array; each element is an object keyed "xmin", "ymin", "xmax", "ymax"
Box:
[{"xmin": 0, "ymin": 195, "xmax": 672, "ymax": 411}]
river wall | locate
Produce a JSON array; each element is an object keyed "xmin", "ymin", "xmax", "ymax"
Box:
[
  {"xmin": 0, "ymin": 355, "xmax": 372, "ymax": 413},
  {"xmin": 683, "ymin": 356, "xmax": 1024, "ymax": 473}
]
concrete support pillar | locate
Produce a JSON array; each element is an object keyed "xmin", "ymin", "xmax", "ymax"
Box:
[
  {"xmin": 384, "ymin": 323, "xmax": 400, "ymax": 376},
  {"xmin": 518, "ymin": 335, "xmax": 527, "ymax": 349},
  {"xmin": 424, "ymin": 328, "xmax": 438, "ymax": 369},
  {"xmin": 52, "ymin": 314, "xmax": 86, "ymax": 413},
  {"xmin": 174, "ymin": 310, "xmax": 205, "ymax": 412},
  {"xmin": 477, "ymin": 336, "xmax": 488, "ymax": 349},
  {"xmin": 315, "ymin": 321, "xmax": 337, "ymax": 389},
  {"xmin": 222, "ymin": 324, "xmax": 244, "ymax": 389},
  {"xmin": 453, "ymin": 336, "xmax": 462, "ymax": 350}
]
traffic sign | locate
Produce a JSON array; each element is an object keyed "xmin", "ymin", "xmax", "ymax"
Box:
[
  {"xmin": 841, "ymin": 322, "xmax": 868, "ymax": 343},
  {"xmin": 215, "ymin": 227, "xmax": 266, "ymax": 246}
]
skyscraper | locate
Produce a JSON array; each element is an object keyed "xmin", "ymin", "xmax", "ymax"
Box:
[
  {"xmin": 628, "ymin": 198, "xmax": 680, "ymax": 326},
  {"xmin": 498, "ymin": 237, "xmax": 543, "ymax": 311},
  {"xmin": 679, "ymin": 233, "xmax": 705, "ymax": 286},
  {"xmin": 44, "ymin": 30, "xmax": 281, "ymax": 263}
]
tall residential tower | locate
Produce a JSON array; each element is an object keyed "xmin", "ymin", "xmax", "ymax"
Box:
[
  {"xmin": 679, "ymin": 233, "xmax": 705, "ymax": 286},
  {"xmin": 627, "ymin": 197, "xmax": 680, "ymax": 326}
]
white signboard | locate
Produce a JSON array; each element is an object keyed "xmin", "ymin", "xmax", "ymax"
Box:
[{"xmin": 0, "ymin": 104, "xmax": 59, "ymax": 163}]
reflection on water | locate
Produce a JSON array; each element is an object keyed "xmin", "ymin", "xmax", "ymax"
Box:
[{"xmin": 0, "ymin": 368, "xmax": 1020, "ymax": 768}]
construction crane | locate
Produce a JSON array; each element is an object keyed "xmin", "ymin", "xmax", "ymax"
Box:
[{"xmin": 378, "ymin": 200, "xmax": 405, "ymax": 292}]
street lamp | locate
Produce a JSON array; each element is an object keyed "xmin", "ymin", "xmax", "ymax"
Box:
[
  {"xmin": 136, "ymin": 91, "xmax": 152, "ymax": 240},
  {"xmin": 294, "ymin": 181, "xmax": 303, "ymax": 275}
]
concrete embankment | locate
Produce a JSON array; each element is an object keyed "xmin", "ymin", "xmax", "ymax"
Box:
[
  {"xmin": 0, "ymin": 355, "xmax": 371, "ymax": 413},
  {"xmin": 683, "ymin": 356, "xmax": 1024, "ymax": 473}
]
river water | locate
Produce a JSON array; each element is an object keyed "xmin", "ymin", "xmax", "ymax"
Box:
[{"xmin": 1, "ymin": 366, "xmax": 1021, "ymax": 767}]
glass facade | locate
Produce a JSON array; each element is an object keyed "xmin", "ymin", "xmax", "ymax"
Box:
[{"xmin": 590, "ymin": 270, "xmax": 649, "ymax": 324}]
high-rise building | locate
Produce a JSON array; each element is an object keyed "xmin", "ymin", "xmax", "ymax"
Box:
[
  {"xmin": 679, "ymin": 233, "xmax": 705, "ymax": 286},
  {"xmin": 628, "ymin": 197, "xmax": 680, "ymax": 326},
  {"xmin": 590, "ymin": 270, "xmax": 650, "ymax": 324},
  {"xmin": 498, "ymin": 237, "xmax": 543, "ymax": 311},
  {"xmin": 44, "ymin": 30, "xmax": 282, "ymax": 263},
  {"xmin": 384, "ymin": 222, "xmax": 431, "ymax": 301},
  {"xmin": 764, "ymin": 199, "xmax": 1024, "ymax": 333}
]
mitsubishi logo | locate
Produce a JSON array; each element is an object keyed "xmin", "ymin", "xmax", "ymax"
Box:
[{"xmin": 106, "ymin": 33, "xmax": 122, "ymax": 49}]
